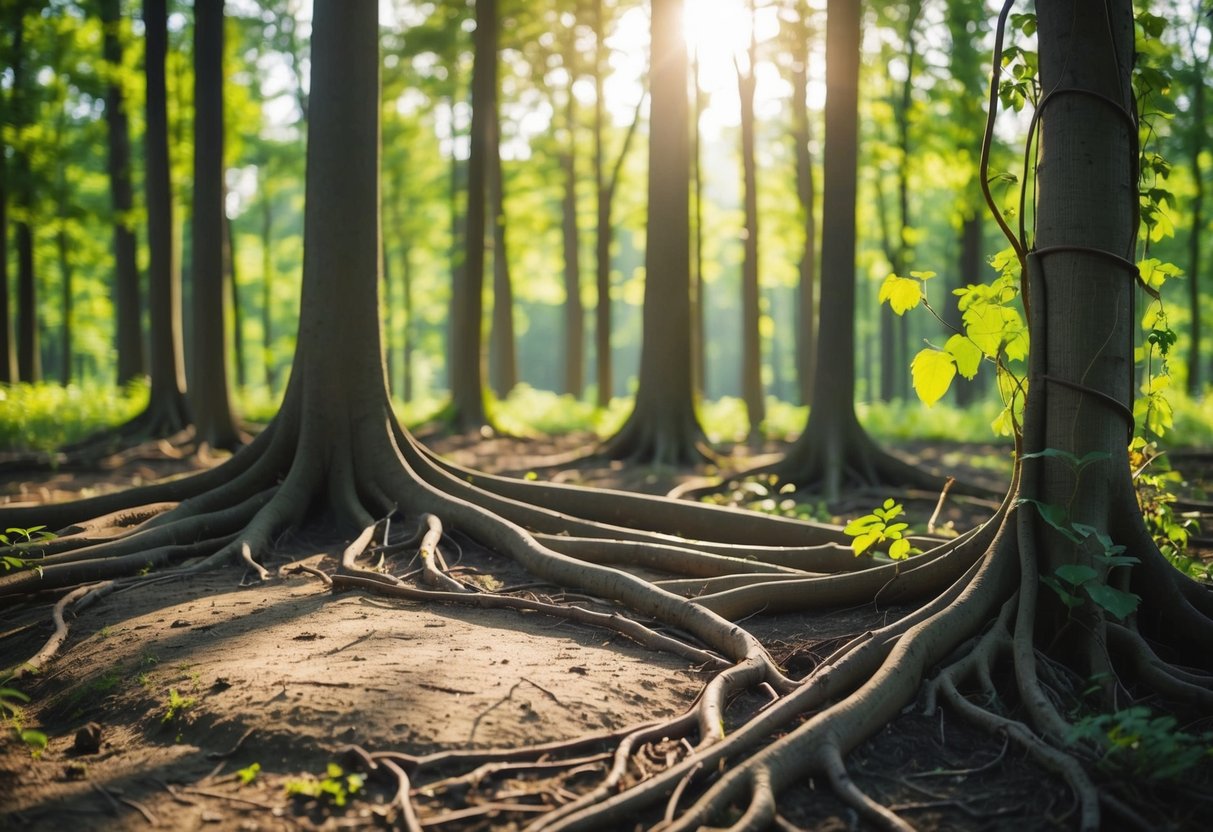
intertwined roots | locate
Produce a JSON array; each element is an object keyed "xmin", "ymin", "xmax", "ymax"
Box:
[{"xmin": 2, "ymin": 411, "xmax": 1210, "ymax": 830}]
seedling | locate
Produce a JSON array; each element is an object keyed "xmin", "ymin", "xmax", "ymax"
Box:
[
  {"xmin": 1068, "ymin": 705, "xmax": 1213, "ymax": 781},
  {"xmin": 237, "ymin": 762, "xmax": 261, "ymax": 785},
  {"xmin": 162, "ymin": 688, "xmax": 196, "ymax": 723},
  {"xmin": 844, "ymin": 499, "xmax": 921, "ymax": 560},
  {"xmin": 285, "ymin": 762, "xmax": 365, "ymax": 807},
  {"xmin": 1, "ymin": 686, "xmax": 48, "ymax": 756}
]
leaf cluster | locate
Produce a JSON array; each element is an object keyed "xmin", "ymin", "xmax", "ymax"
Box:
[
  {"xmin": 843, "ymin": 498, "xmax": 920, "ymax": 561},
  {"xmin": 285, "ymin": 762, "xmax": 365, "ymax": 808},
  {"xmin": 1068, "ymin": 705, "xmax": 1213, "ymax": 782}
]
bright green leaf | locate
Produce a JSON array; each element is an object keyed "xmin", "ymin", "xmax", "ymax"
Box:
[
  {"xmin": 889, "ymin": 538, "xmax": 911, "ymax": 560},
  {"xmin": 944, "ymin": 334, "xmax": 983, "ymax": 379},
  {"xmin": 878, "ymin": 274, "xmax": 924, "ymax": 315},
  {"xmin": 911, "ymin": 349, "xmax": 957, "ymax": 407}
]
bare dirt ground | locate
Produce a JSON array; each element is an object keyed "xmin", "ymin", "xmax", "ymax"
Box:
[{"xmin": 0, "ymin": 433, "xmax": 1207, "ymax": 830}]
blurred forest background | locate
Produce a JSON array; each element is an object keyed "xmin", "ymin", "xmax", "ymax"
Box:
[{"xmin": 0, "ymin": 0, "xmax": 1209, "ymax": 451}]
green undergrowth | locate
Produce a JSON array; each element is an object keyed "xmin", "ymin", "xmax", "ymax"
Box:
[
  {"xmin": 0, "ymin": 380, "xmax": 147, "ymax": 452},
  {"xmin": 4, "ymin": 380, "xmax": 1212, "ymax": 452}
]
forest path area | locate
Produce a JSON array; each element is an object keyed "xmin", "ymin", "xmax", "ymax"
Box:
[{"xmin": 0, "ymin": 434, "xmax": 1206, "ymax": 830}]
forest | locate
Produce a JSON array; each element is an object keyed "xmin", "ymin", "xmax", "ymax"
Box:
[{"xmin": 1, "ymin": 0, "xmax": 1212, "ymax": 830}]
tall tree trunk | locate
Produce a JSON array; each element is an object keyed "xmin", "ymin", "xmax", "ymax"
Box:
[
  {"xmin": 402, "ymin": 245, "xmax": 414, "ymax": 403},
  {"xmin": 488, "ymin": 115, "xmax": 517, "ymax": 400},
  {"xmin": 603, "ymin": 0, "xmax": 707, "ymax": 465},
  {"xmin": 1186, "ymin": 64, "xmax": 1206, "ymax": 395},
  {"xmin": 225, "ymin": 211, "xmax": 246, "ymax": 391},
  {"xmin": 261, "ymin": 192, "xmax": 276, "ymax": 393},
  {"xmin": 791, "ymin": 0, "xmax": 817, "ymax": 408},
  {"xmin": 10, "ymin": 13, "xmax": 38, "ymax": 383},
  {"xmin": 691, "ymin": 48, "xmax": 706, "ymax": 399},
  {"xmin": 142, "ymin": 0, "xmax": 190, "ymax": 433},
  {"xmin": 191, "ymin": 0, "xmax": 239, "ymax": 449},
  {"xmin": 100, "ymin": 0, "xmax": 145, "ymax": 385},
  {"xmin": 738, "ymin": 20, "xmax": 764, "ymax": 441},
  {"xmin": 450, "ymin": 0, "xmax": 495, "ymax": 430},
  {"xmin": 952, "ymin": 212, "xmax": 983, "ymax": 406},
  {"xmin": 58, "ymin": 227, "xmax": 72, "ymax": 385},
  {"xmin": 560, "ymin": 28, "xmax": 584, "ymax": 399},
  {"xmin": 593, "ymin": 0, "xmax": 612, "ymax": 409},
  {"xmin": 0, "ymin": 158, "xmax": 13, "ymax": 383}
]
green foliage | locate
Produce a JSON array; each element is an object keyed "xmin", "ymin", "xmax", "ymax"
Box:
[
  {"xmin": 1130, "ymin": 440, "xmax": 1206, "ymax": 580},
  {"xmin": 699, "ymin": 475, "xmax": 832, "ymax": 524},
  {"xmin": 1, "ymin": 686, "xmax": 48, "ymax": 756},
  {"xmin": 1020, "ymin": 451, "xmax": 1141, "ymax": 620},
  {"xmin": 0, "ymin": 382, "xmax": 146, "ymax": 452},
  {"xmin": 1068, "ymin": 706, "xmax": 1213, "ymax": 782},
  {"xmin": 237, "ymin": 762, "xmax": 261, "ymax": 785},
  {"xmin": 843, "ymin": 499, "xmax": 921, "ymax": 560},
  {"xmin": 161, "ymin": 688, "xmax": 196, "ymax": 723},
  {"xmin": 1, "ymin": 525, "xmax": 55, "ymax": 575},
  {"xmin": 285, "ymin": 762, "xmax": 365, "ymax": 808}
]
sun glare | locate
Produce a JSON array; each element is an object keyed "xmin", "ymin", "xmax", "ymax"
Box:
[{"xmin": 683, "ymin": 0, "xmax": 754, "ymax": 66}]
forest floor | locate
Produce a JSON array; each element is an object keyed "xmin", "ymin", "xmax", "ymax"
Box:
[{"xmin": 0, "ymin": 432, "xmax": 1209, "ymax": 831}]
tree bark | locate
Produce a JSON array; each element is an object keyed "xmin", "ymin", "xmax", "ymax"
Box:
[
  {"xmin": 488, "ymin": 111, "xmax": 517, "ymax": 400},
  {"xmin": 0, "ymin": 152, "xmax": 13, "ymax": 384},
  {"xmin": 225, "ymin": 211, "xmax": 246, "ymax": 391},
  {"xmin": 261, "ymin": 191, "xmax": 276, "ymax": 393},
  {"xmin": 790, "ymin": 0, "xmax": 817, "ymax": 408},
  {"xmin": 603, "ymin": 0, "xmax": 708, "ymax": 465},
  {"xmin": 10, "ymin": 12, "xmax": 38, "ymax": 383},
  {"xmin": 450, "ymin": 0, "xmax": 494, "ymax": 430},
  {"xmin": 100, "ymin": 0, "xmax": 145, "ymax": 385},
  {"xmin": 561, "ymin": 25, "xmax": 584, "ymax": 399},
  {"xmin": 191, "ymin": 0, "xmax": 240, "ymax": 449},
  {"xmin": 1185, "ymin": 46, "xmax": 1207, "ymax": 395},
  {"xmin": 738, "ymin": 18, "xmax": 764, "ymax": 442}
]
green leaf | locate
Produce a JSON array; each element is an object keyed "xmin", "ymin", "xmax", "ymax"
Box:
[
  {"xmin": 944, "ymin": 334, "xmax": 983, "ymax": 379},
  {"xmin": 889, "ymin": 538, "xmax": 911, "ymax": 560},
  {"xmin": 910, "ymin": 349, "xmax": 957, "ymax": 407},
  {"xmin": 1041, "ymin": 576, "xmax": 1083, "ymax": 608},
  {"xmin": 878, "ymin": 274, "xmax": 924, "ymax": 315},
  {"xmin": 1053, "ymin": 564, "xmax": 1098, "ymax": 586},
  {"xmin": 1085, "ymin": 584, "xmax": 1140, "ymax": 620},
  {"xmin": 843, "ymin": 515, "xmax": 881, "ymax": 536},
  {"xmin": 851, "ymin": 532, "xmax": 880, "ymax": 557}
]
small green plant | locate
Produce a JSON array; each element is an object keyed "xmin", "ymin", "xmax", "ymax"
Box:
[
  {"xmin": 1130, "ymin": 440, "xmax": 1205, "ymax": 580},
  {"xmin": 1068, "ymin": 705, "xmax": 1213, "ymax": 781},
  {"xmin": 1020, "ymin": 450, "xmax": 1141, "ymax": 620},
  {"xmin": 162, "ymin": 688, "xmax": 196, "ymax": 723},
  {"xmin": 285, "ymin": 762, "xmax": 365, "ymax": 807},
  {"xmin": 237, "ymin": 762, "xmax": 261, "ymax": 785},
  {"xmin": 1, "ymin": 526, "xmax": 55, "ymax": 574},
  {"xmin": 1, "ymin": 686, "xmax": 48, "ymax": 756},
  {"xmin": 699, "ymin": 475, "xmax": 831, "ymax": 523},
  {"xmin": 843, "ymin": 499, "xmax": 921, "ymax": 560}
]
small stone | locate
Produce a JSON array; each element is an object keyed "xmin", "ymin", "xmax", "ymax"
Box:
[{"xmin": 73, "ymin": 722, "xmax": 102, "ymax": 754}]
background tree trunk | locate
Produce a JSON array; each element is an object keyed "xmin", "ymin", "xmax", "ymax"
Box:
[
  {"xmin": 561, "ymin": 26, "xmax": 584, "ymax": 399},
  {"xmin": 603, "ymin": 0, "xmax": 707, "ymax": 464},
  {"xmin": 488, "ymin": 113, "xmax": 517, "ymax": 400},
  {"xmin": 190, "ymin": 0, "xmax": 239, "ymax": 449},
  {"xmin": 142, "ymin": 0, "xmax": 190, "ymax": 434},
  {"xmin": 790, "ymin": 0, "xmax": 817, "ymax": 408},
  {"xmin": 100, "ymin": 0, "xmax": 144, "ymax": 386},
  {"xmin": 738, "ymin": 18, "xmax": 764, "ymax": 442},
  {"xmin": 225, "ymin": 211, "xmax": 246, "ymax": 391},
  {"xmin": 450, "ymin": 0, "xmax": 495, "ymax": 430}
]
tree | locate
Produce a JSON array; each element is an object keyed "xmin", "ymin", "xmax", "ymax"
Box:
[
  {"xmin": 448, "ymin": 0, "xmax": 495, "ymax": 431},
  {"xmin": 0, "ymin": 13, "xmax": 16, "ymax": 384},
  {"xmin": 602, "ymin": 0, "xmax": 709, "ymax": 465},
  {"xmin": 787, "ymin": 0, "xmax": 819, "ymax": 407},
  {"xmin": 487, "ymin": 100, "xmax": 518, "ymax": 400},
  {"xmin": 11, "ymin": 8, "xmax": 41, "ymax": 383},
  {"xmin": 737, "ymin": 1, "xmax": 764, "ymax": 442},
  {"xmin": 190, "ymin": 0, "xmax": 241, "ymax": 450},
  {"xmin": 559, "ymin": 15, "xmax": 585, "ymax": 399},
  {"xmin": 99, "ymin": 0, "xmax": 145, "ymax": 386},
  {"xmin": 1180, "ymin": 8, "xmax": 1210, "ymax": 394}
]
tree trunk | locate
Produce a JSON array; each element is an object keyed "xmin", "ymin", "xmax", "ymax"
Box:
[
  {"xmin": 0, "ymin": 142, "xmax": 14, "ymax": 384},
  {"xmin": 488, "ymin": 114, "xmax": 517, "ymax": 400},
  {"xmin": 691, "ymin": 48, "xmax": 706, "ymax": 399},
  {"xmin": 100, "ymin": 0, "xmax": 145, "ymax": 385},
  {"xmin": 1030, "ymin": 0, "xmax": 1137, "ymax": 652},
  {"xmin": 58, "ymin": 226, "xmax": 72, "ymax": 385},
  {"xmin": 225, "ymin": 211, "xmax": 246, "ymax": 391},
  {"xmin": 402, "ymin": 245, "xmax": 414, "ymax": 403},
  {"xmin": 1186, "ymin": 66, "xmax": 1206, "ymax": 395},
  {"xmin": 603, "ymin": 0, "xmax": 708, "ymax": 465},
  {"xmin": 261, "ymin": 192, "xmax": 276, "ymax": 393},
  {"xmin": 738, "ymin": 21, "xmax": 764, "ymax": 442},
  {"xmin": 952, "ymin": 212, "xmax": 983, "ymax": 406},
  {"xmin": 790, "ymin": 0, "xmax": 817, "ymax": 408},
  {"xmin": 450, "ymin": 0, "xmax": 494, "ymax": 430},
  {"xmin": 190, "ymin": 0, "xmax": 240, "ymax": 449},
  {"xmin": 561, "ymin": 28, "xmax": 584, "ymax": 399},
  {"xmin": 10, "ymin": 13, "xmax": 38, "ymax": 383}
]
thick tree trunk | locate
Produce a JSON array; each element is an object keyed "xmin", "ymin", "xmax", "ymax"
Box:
[
  {"xmin": 593, "ymin": 0, "xmax": 611, "ymax": 409},
  {"xmin": 738, "ymin": 24, "xmax": 764, "ymax": 442},
  {"xmin": 15, "ymin": 220, "xmax": 38, "ymax": 383},
  {"xmin": 450, "ymin": 0, "xmax": 494, "ymax": 430},
  {"xmin": 0, "ymin": 162, "xmax": 13, "ymax": 384},
  {"xmin": 58, "ymin": 226, "xmax": 72, "ymax": 385},
  {"xmin": 691, "ymin": 50, "xmax": 706, "ymax": 399},
  {"xmin": 101, "ymin": 0, "xmax": 145, "ymax": 386},
  {"xmin": 603, "ymin": 0, "xmax": 708, "ymax": 465},
  {"xmin": 190, "ymin": 0, "xmax": 240, "ymax": 449}
]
